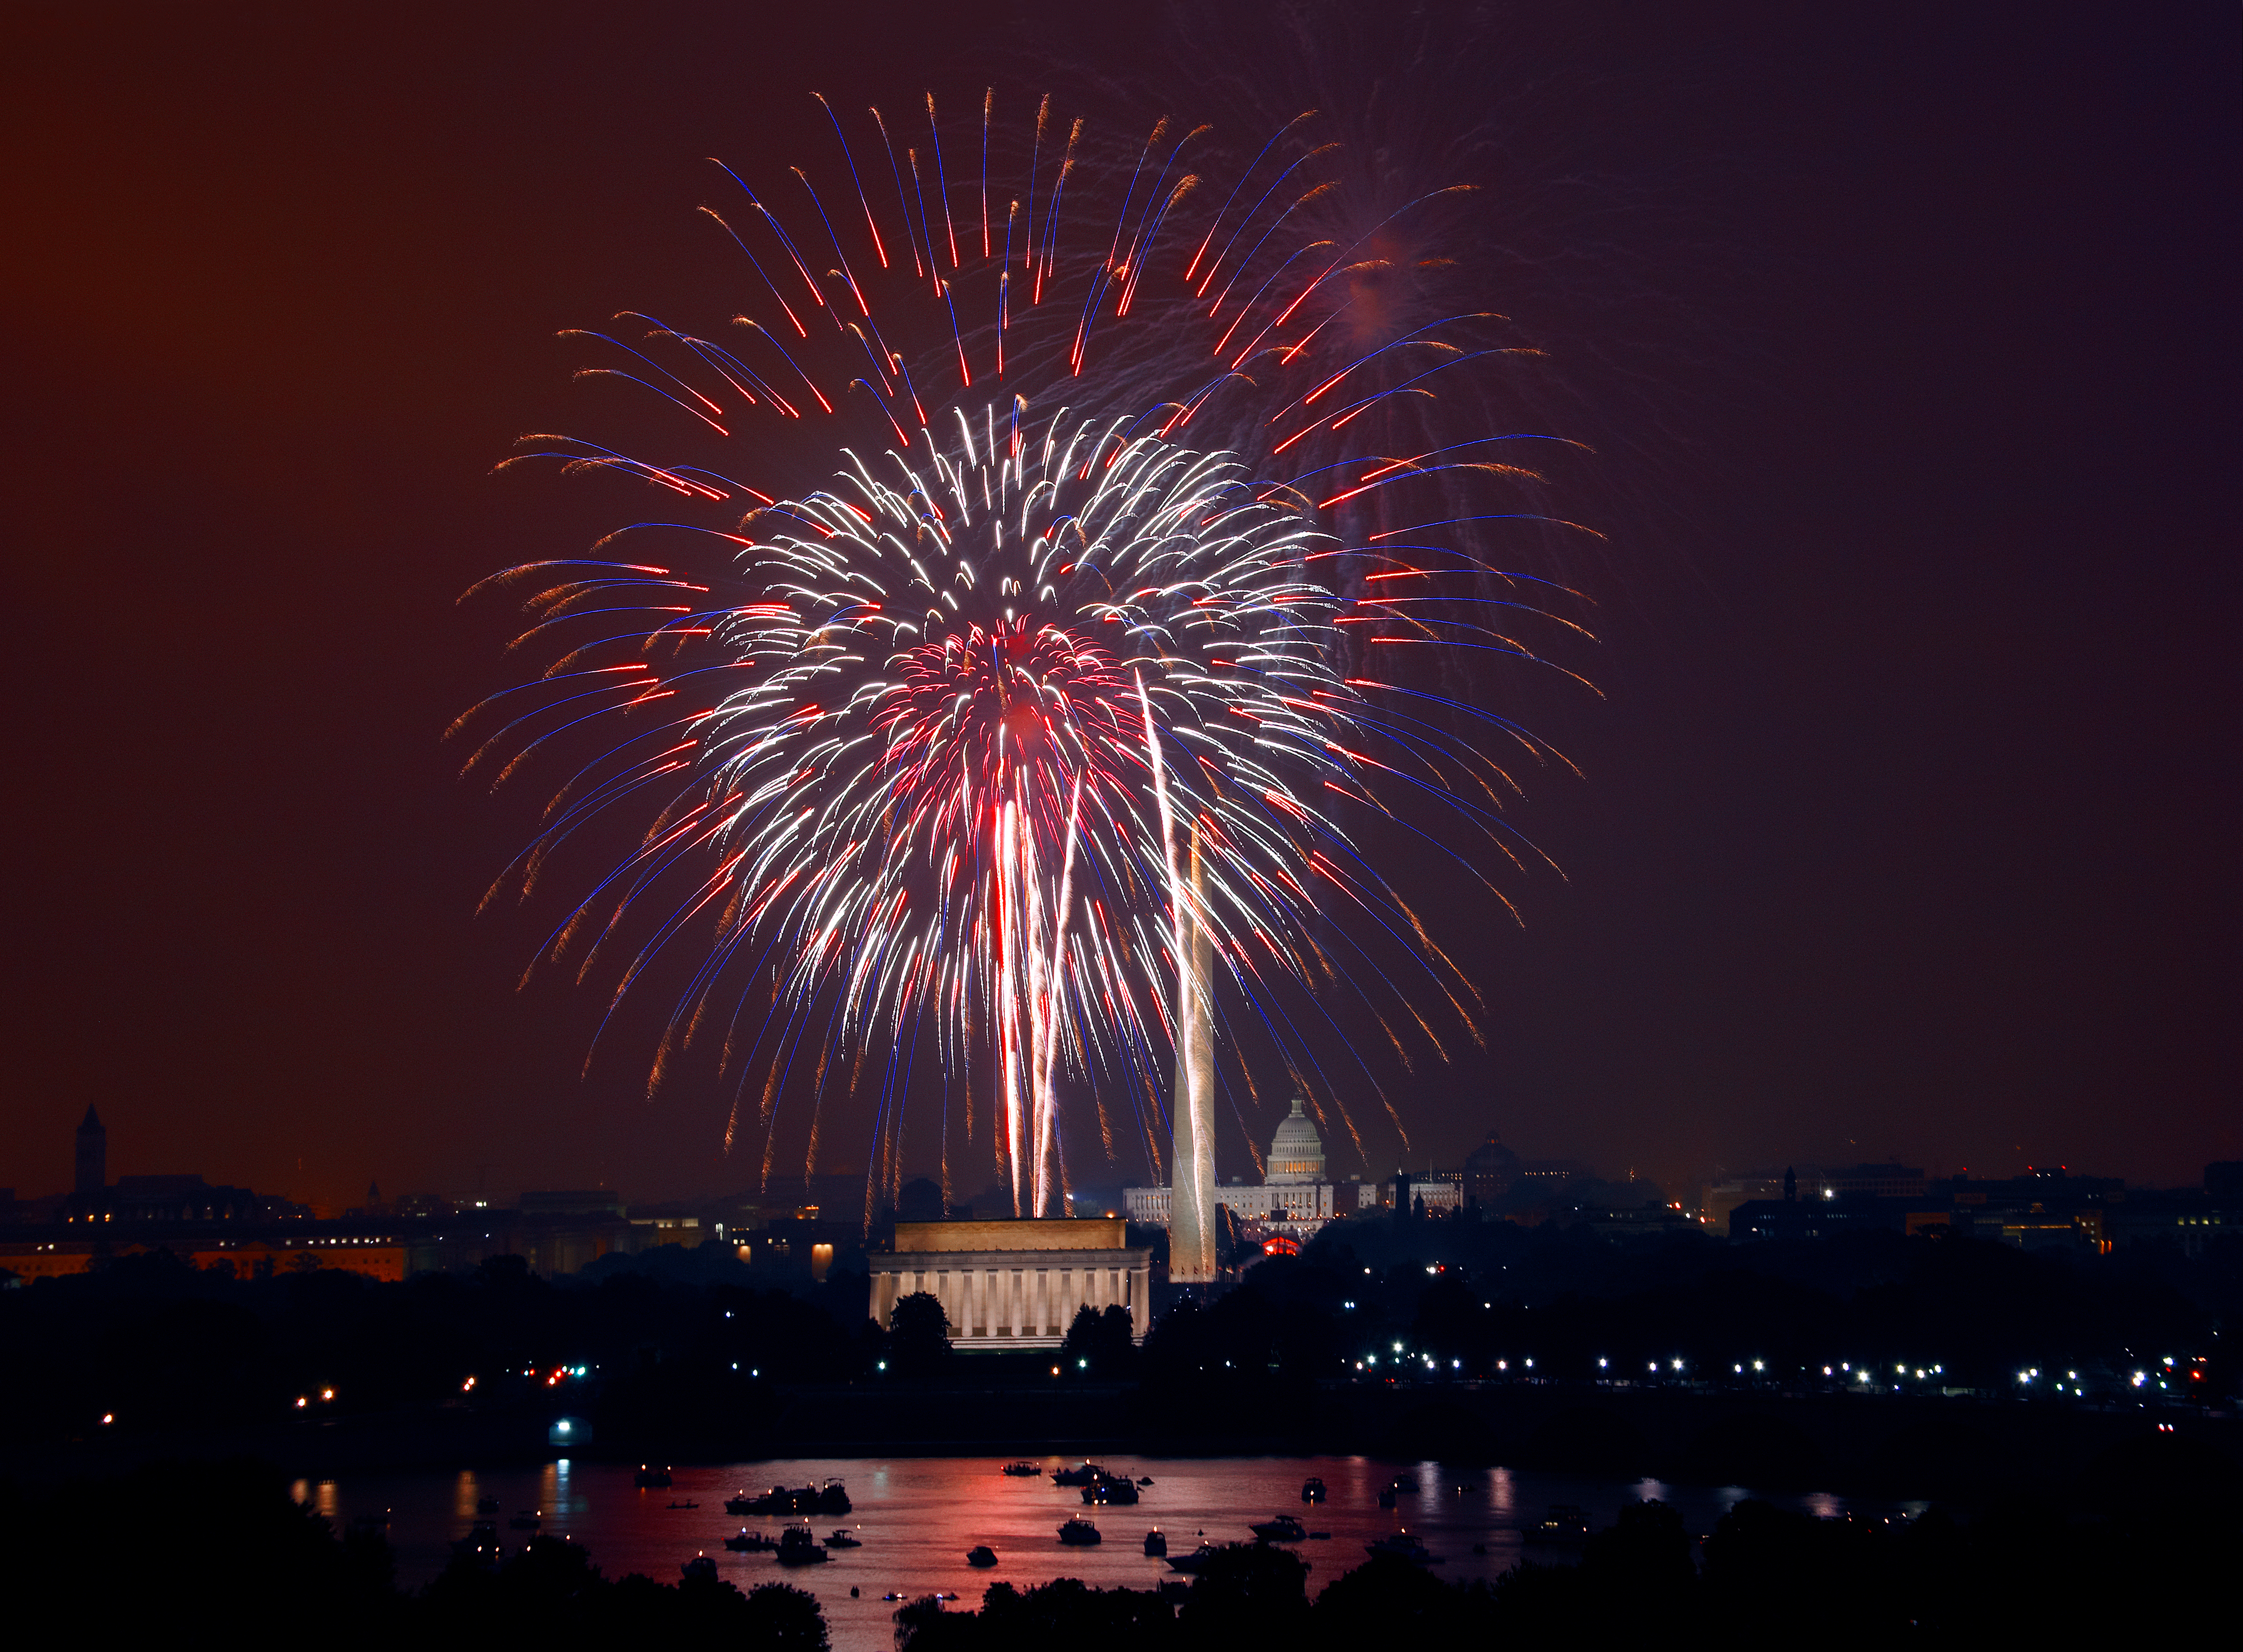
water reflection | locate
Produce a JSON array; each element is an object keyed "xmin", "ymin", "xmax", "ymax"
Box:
[{"xmin": 316, "ymin": 1456, "xmax": 1913, "ymax": 1652}]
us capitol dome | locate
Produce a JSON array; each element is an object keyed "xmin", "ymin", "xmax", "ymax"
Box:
[
  {"xmin": 1266, "ymin": 1097, "xmax": 1327, "ymax": 1183},
  {"xmin": 1123, "ymin": 1092, "xmax": 1358, "ymax": 1237}
]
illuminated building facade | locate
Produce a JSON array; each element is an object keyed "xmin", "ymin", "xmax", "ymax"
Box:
[{"xmin": 865, "ymin": 1219, "xmax": 1151, "ymax": 1348}]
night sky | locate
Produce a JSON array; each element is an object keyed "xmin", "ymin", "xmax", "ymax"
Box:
[{"xmin": 3, "ymin": 2, "xmax": 2234, "ymax": 1211}]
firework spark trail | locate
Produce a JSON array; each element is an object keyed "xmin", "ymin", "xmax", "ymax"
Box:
[{"xmin": 460, "ymin": 92, "xmax": 1594, "ymax": 1216}]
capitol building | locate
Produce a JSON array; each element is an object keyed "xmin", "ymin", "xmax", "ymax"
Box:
[{"xmin": 1123, "ymin": 1096, "xmax": 1367, "ymax": 1240}]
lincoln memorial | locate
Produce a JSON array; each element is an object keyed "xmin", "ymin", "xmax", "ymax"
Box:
[{"xmin": 866, "ymin": 1218, "xmax": 1152, "ymax": 1349}]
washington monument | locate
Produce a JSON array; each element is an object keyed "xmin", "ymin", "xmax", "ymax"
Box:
[{"xmin": 1168, "ymin": 830, "xmax": 1218, "ymax": 1282}]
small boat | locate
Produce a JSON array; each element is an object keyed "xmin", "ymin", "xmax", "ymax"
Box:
[
  {"xmin": 665, "ymin": 1500, "xmax": 698, "ymax": 1510},
  {"xmin": 776, "ymin": 1526, "xmax": 829, "ymax": 1566},
  {"xmin": 818, "ymin": 1478, "xmax": 852, "ymax": 1515},
  {"xmin": 508, "ymin": 1509, "xmax": 542, "ymax": 1531},
  {"xmin": 1308, "ymin": 1531, "xmax": 1330, "ymax": 1540},
  {"xmin": 967, "ymin": 1545, "xmax": 999, "ymax": 1568},
  {"xmin": 1522, "ymin": 1504, "xmax": 1592, "ymax": 1546},
  {"xmin": 1000, "ymin": 1461, "xmax": 1041, "ymax": 1477},
  {"xmin": 1166, "ymin": 1541, "xmax": 1226, "ymax": 1574},
  {"xmin": 724, "ymin": 1530, "xmax": 776, "ymax": 1552},
  {"xmin": 1301, "ymin": 1477, "xmax": 1327, "ymax": 1503},
  {"xmin": 726, "ymin": 1491, "xmax": 756, "ymax": 1515},
  {"xmin": 1250, "ymin": 1514, "xmax": 1307, "ymax": 1543},
  {"xmin": 1391, "ymin": 1474, "xmax": 1420, "ymax": 1492},
  {"xmin": 825, "ymin": 1528, "xmax": 862, "ymax": 1548},
  {"xmin": 1137, "ymin": 1476, "xmax": 1154, "ymax": 1486},
  {"xmin": 1143, "ymin": 1529, "xmax": 1167, "ymax": 1557},
  {"xmin": 1082, "ymin": 1474, "xmax": 1139, "ymax": 1506},
  {"xmin": 1366, "ymin": 1531, "xmax": 1436, "ymax": 1565},
  {"xmin": 453, "ymin": 1520, "xmax": 502, "ymax": 1561},
  {"xmin": 681, "ymin": 1554, "xmax": 718, "ymax": 1581},
  {"xmin": 1377, "ymin": 1488, "xmax": 1397, "ymax": 1509},
  {"xmin": 1051, "ymin": 1463, "xmax": 1105, "ymax": 1487},
  {"xmin": 475, "ymin": 1496, "xmax": 500, "ymax": 1516},
  {"xmin": 634, "ymin": 1465, "xmax": 673, "ymax": 1489},
  {"xmin": 1058, "ymin": 1517, "xmax": 1102, "ymax": 1546}
]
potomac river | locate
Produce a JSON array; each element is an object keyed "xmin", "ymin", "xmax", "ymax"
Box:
[{"xmin": 297, "ymin": 1454, "xmax": 1922, "ymax": 1652}]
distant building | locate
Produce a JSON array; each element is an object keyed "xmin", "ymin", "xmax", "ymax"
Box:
[
  {"xmin": 1463, "ymin": 1131, "xmax": 1522, "ymax": 1205},
  {"xmin": 865, "ymin": 1219, "xmax": 1151, "ymax": 1349},
  {"xmin": 1393, "ymin": 1168, "xmax": 1463, "ymax": 1216},
  {"xmin": 1122, "ymin": 1184, "xmax": 1172, "ymax": 1226},
  {"xmin": 1705, "ymin": 1164, "xmax": 1929, "ymax": 1236},
  {"xmin": 520, "ymin": 1190, "xmax": 627, "ymax": 1217},
  {"xmin": 74, "ymin": 1107, "xmax": 105, "ymax": 1196},
  {"xmin": 1803, "ymin": 1163, "xmax": 1929, "ymax": 1201}
]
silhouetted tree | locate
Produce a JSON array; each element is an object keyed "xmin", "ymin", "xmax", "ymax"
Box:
[
  {"xmin": 889, "ymin": 1290, "xmax": 951, "ymax": 1377},
  {"xmin": 1062, "ymin": 1302, "xmax": 1136, "ymax": 1376}
]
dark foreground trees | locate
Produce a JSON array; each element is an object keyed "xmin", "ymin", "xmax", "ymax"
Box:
[
  {"xmin": 897, "ymin": 1474, "xmax": 2238, "ymax": 1648},
  {"xmin": 0, "ymin": 1461, "xmax": 827, "ymax": 1648}
]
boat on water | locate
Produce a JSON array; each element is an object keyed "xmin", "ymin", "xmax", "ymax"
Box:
[
  {"xmin": 967, "ymin": 1545, "xmax": 999, "ymax": 1568},
  {"xmin": 1391, "ymin": 1474, "xmax": 1420, "ymax": 1492},
  {"xmin": 1166, "ymin": 1541, "xmax": 1229, "ymax": 1574},
  {"xmin": 818, "ymin": 1479, "xmax": 852, "ymax": 1515},
  {"xmin": 1058, "ymin": 1518, "xmax": 1102, "ymax": 1546},
  {"xmin": 1377, "ymin": 1488, "xmax": 1397, "ymax": 1509},
  {"xmin": 681, "ymin": 1554, "xmax": 718, "ymax": 1581},
  {"xmin": 453, "ymin": 1521, "xmax": 502, "ymax": 1561},
  {"xmin": 1082, "ymin": 1474, "xmax": 1139, "ymax": 1506},
  {"xmin": 1137, "ymin": 1477, "xmax": 1154, "ymax": 1486},
  {"xmin": 825, "ymin": 1529, "xmax": 862, "ymax": 1548},
  {"xmin": 665, "ymin": 1500, "xmax": 698, "ymax": 1510},
  {"xmin": 724, "ymin": 1530, "xmax": 776, "ymax": 1552},
  {"xmin": 731, "ymin": 1484, "xmax": 819, "ymax": 1516},
  {"xmin": 776, "ymin": 1526, "xmax": 829, "ymax": 1566},
  {"xmin": 1143, "ymin": 1529, "xmax": 1167, "ymax": 1558},
  {"xmin": 1000, "ymin": 1461, "xmax": 1041, "ymax": 1477},
  {"xmin": 1366, "ymin": 1531, "xmax": 1437, "ymax": 1565},
  {"xmin": 508, "ymin": 1510, "xmax": 542, "ymax": 1531},
  {"xmin": 1250, "ymin": 1514, "xmax": 1308, "ymax": 1543},
  {"xmin": 1522, "ymin": 1505, "xmax": 1593, "ymax": 1546},
  {"xmin": 634, "ymin": 1465, "xmax": 674, "ymax": 1489},
  {"xmin": 1301, "ymin": 1477, "xmax": 1327, "ymax": 1503},
  {"xmin": 1051, "ymin": 1463, "xmax": 1105, "ymax": 1487}
]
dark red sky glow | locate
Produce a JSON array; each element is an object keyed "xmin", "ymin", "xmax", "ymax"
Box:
[{"xmin": 1, "ymin": 2, "xmax": 2233, "ymax": 1210}]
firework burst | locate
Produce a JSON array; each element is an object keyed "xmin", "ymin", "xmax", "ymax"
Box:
[{"xmin": 458, "ymin": 91, "xmax": 1593, "ymax": 1216}]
